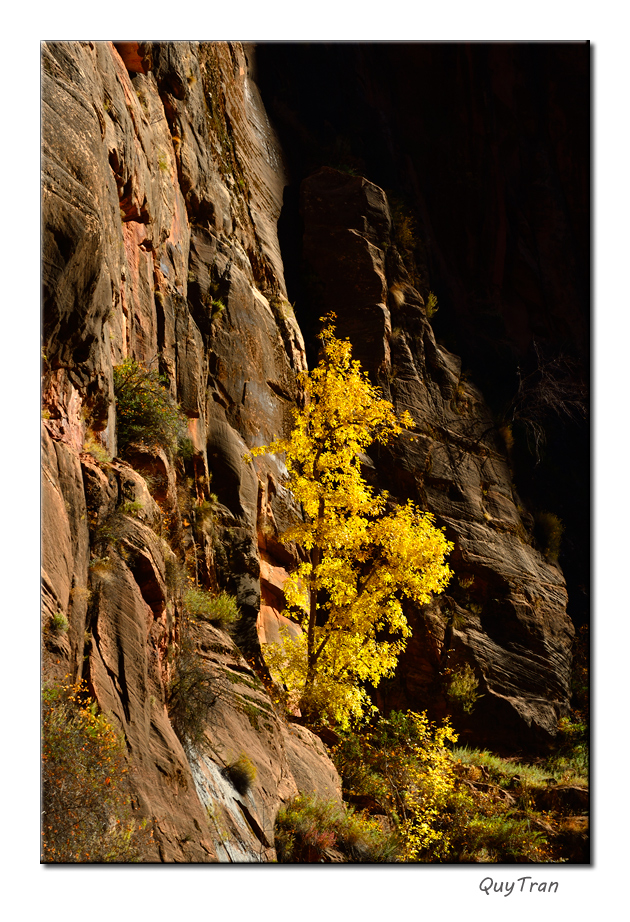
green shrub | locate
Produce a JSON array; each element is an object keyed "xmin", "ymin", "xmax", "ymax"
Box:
[
  {"xmin": 426, "ymin": 291, "xmax": 439, "ymax": 319},
  {"xmin": 388, "ymin": 197, "xmax": 429, "ymax": 292},
  {"xmin": 534, "ymin": 510, "xmax": 564, "ymax": 563},
  {"xmin": 167, "ymin": 617, "xmax": 219, "ymax": 753},
  {"xmin": 274, "ymin": 793, "xmax": 397, "ymax": 863},
  {"xmin": 113, "ymin": 357, "xmax": 185, "ymax": 456},
  {"xmin": 183, "ymin": 587, "xmax": 239, "ymax": 629},
  {"xmin": 453, "ymin": 808, "xmax": 548, "ymax": 863},
  {"xmin": 445, "ymin": 663, "xmax": 483, "ymax": 714},
  {"xmin": 178, "ymin": 436, "xmax": 195, "ymax": 461},
  {"xmin": 164, "ymin": 555, "xmax": 184, "ymax": 593},
  {"xmin": 88, "ymin": 555, "xmax": 113, "ymax": 576},
  {"xmin": 50, "ymin": 611, "xmax": 69, "ymax": 634},
  {"xmin": 544, "ymin": 716, "xmax": 589, "ymax": 784},
  {"xmin": 222, "ymin": 754, "xmax": 257, "ymax": 796},
  {"xmin": 83, "ymin": 430, "xmax": 111, "ymax": 466},
  {"xmin": 42, "ymin": 679, "xmax": 151, "ymax": 862},
  {"xmin": 196, "ymin": 495, "xmax": 219, "ymax": 519},
  {"xmin": 191, "ymin": 496, "xmax": 220, "ymax": 537},
  {"xmin": 211, "ymin": 298, "xmax": 225, "ymax": 320},
  {"xmin": 393, "ymin": 209, "xmax": 417, "ymax": 257}
]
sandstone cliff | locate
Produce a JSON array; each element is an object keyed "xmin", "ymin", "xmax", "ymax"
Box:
[
  {"xmin": 42, "ymin": 39, "xmax": 335, "ymax": 863},
  {"xmin": 41, "ymin": 41, "xmax": 582, "ymax": 861}
]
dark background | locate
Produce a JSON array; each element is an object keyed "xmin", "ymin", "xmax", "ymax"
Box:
[{"xmin": 255, "ymin": 41, "xmax": 590, "ymax": 630}]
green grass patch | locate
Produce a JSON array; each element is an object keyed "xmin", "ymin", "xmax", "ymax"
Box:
[
  {"xmin": 275, "ymin": 793, "xmax": 398, "ymax": 863},
  {"xmin": 184, "ymin": 587, "xmax": 239, "ymax": 630},
  {"xmin": 113, "ymin": 357, "xmax": 185, "ymax": 457},
  {"xmin": 452, "ymin": 746, "xmax": 552, "ymax": 788}
]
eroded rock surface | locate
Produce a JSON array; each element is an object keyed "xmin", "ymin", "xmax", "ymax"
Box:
[{"xmin": 41, "ymin": 40, "xmax": 327, "ymax": 863}]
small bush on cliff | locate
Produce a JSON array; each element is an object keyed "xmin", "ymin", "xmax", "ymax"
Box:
[
  {"xmin": 178, "ymin": 435, "xmax": 195, "ymax": 461},
  {"xmin": 113, "ymin": 357, "xmax": 185, "ymax": 456},
  {"xmin": 120, "ymin": 500, "xmax": 144, "ymax": 518},
  {"xmin": 50, "ymin": 611, "xmax": 69, "ymax": 634},
  {"xmin": 191, "ymin": 495, "xmax": 220, "ymax": 539},
  {"xmin": 42, "ymin": 678, "xmax": 151, "ymax": 862},
  {"xmin": 184, "ymin": 587, "xmax": 239, "ymax": 630},
  {"xmin": 426, "ymin": 290, "xmax": 439, "ymax": 320},
  {"xmin": 388, "ymin": 196, "xmax": 430, "ymax": 292},
  {"xmin": 222, "ymin": 753, "xmax": 257, "ymax": 795},
  {"xmin": 445, "ymin": 663, "xmax": 483, "ymax": 715},
  {"xmin": 83, "ymin": 430, "xmax": 111, "ymax": 466},
  {"xmin": 167, "ymin": 614, "xmax": 221, "ymax": 753},
  {"xmin": 211, "ymin": 298, "xmax": 226, "ymax": 321},
  {"xmin": 533, "ymin": 510, "xmax": 564, "ymax": 563}
]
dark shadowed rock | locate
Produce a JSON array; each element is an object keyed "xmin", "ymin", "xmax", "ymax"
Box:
[
  {"xmin": 300, "ymin": 166, "xmax": 575, "ymax": 749},
  {"xmin": 301, "ymin": 168, "xmax": 392, "ymax": 379}
]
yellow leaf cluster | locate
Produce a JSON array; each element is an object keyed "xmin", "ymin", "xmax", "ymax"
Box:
[{"xmin": 397, "ymin": 714, "xmax": 459, "ymax": 860}]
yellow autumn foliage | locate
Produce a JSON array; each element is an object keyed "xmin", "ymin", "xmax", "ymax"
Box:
[{"xmin": 250, "ymin": 316, "xmax": 453, "ymax": 728}]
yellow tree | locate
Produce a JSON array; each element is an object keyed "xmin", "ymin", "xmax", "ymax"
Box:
[{"xmin": 249, "ymin": 316, "xmax": 453, "ymax": 728}]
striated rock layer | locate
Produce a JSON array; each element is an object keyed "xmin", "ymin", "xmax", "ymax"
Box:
[
  {"xmin": 41, "ymin": 39, "xmax": 331, "ymax": 862},
  {"xmin": 42, "ymin": 41, "xmax": 576, "ymax": 861}
]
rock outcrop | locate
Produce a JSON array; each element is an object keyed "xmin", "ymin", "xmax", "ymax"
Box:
[{"xmin": 41, "ymin": 41, "xmax": 580, "ymax": 861}]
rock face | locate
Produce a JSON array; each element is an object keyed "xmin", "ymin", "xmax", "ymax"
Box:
[
  {"xmin": 41, "ymin": 40, "xmax": 334, "ymax": 863},
  {"xmin": 299, "ymin": 167, "xmax": 574, "ymax": 749},
  {"xmin": 41, "ymin": 41, "xmax": 580, "ymax": 861}
]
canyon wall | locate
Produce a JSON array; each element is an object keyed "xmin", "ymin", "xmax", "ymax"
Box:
[{"xmin": 41, "ymin": 41, "xmax": 578, "ymax": 860}]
